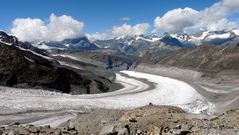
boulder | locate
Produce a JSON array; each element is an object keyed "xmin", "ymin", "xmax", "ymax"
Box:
[
  {"xmin": 99, "ymin": 123, "xmax": 129, "ymax": 135},
  {"xmin": 18, "ymin": 128, "xmax": 30, "ymax": 135},
  {"xmin": 67, "ymin": 120, "xmax": 75, "ymax": 130}
]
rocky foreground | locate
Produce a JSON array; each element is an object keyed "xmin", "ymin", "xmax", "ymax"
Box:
[{"xmin": 1, "ymin": 105, "xmax": 239, "ymax": 135}]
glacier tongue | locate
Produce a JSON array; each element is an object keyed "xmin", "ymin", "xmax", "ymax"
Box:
[
  {"xmin": 0, "ymin": 71, "xmax": 213, "ymax": 114},
  {"xmin": 0, "ymin": 71, "xmax": 215, "ymax": 126}
]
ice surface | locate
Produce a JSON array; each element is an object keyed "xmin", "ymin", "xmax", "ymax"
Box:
[{"xmin": 0, "ymin": 71, "xmax": 214, "ymax": 126}]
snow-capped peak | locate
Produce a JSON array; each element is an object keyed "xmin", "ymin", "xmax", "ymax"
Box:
[
  {"xmin": 33, "ymin": 36, "xmax": 98, "ymax": 50},
  {"xmin": 206, "ymin": 32, "xmax": 231, "ymax": 40},
  {"xmin": 115, "ymin": 35, "xmax": 126, "ymax": 40},
  {"xmin": 135, "ymin": 35, "xmax": 160, "ymax": 42},
  {"xmin": 202, "ymin": 30, "xmax": 235, "ymax": 40},
  {"xmin": 113, "ymin": 34, "xmax": 160, "ymax": 45},
  {"xmin": 170, "ymin": 33, "xmax": 191, "ymax": 41},
  {"xmin": 198, "ymin": 31, "xmax": 210, "ymax": 40},
  {"xmin": 0, "ymin": 31, "xmax": 18, "ymax": 45},
  {"xmin": 110, "ymin": 30, "xmax": 239, "ymax": 47},
  {"xmin": 233, "ymin": 29, "xmax": 239, "ymax": 36}
]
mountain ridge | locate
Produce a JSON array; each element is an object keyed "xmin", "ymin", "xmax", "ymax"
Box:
[{"xmin": 0, "ymin": 31, "xmax": 112, "ymax": 94}]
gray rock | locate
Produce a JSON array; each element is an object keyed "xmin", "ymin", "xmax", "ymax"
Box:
[
  {"xmin": 28, "ymin": 126, "xmax": 38, "ymax": 133},
  {"xmin": 136, "ymin": 129, "xmax": 142, "ymax": 134},
  {"xmin": 100, "ymin": 123, "xmax": 129, "ymax": 135},
  {"xmin": 8, "ymin": 131, "xmax": 15, "ymax": 135},
  {"xmin": 100, "ymin": 119, "xmax": 109, "ymax": 125},
  {"xmin": 100, "ymin": 125, "xmax": 116, "ymax": 135},
  {"xmin": 117, "ymin": 127, "xmax": 129, "ymax": 135},
  {"xmin": 181, "ymin": 124, "xmax": 189, "ymax": 131},
  {"xmin": 10, "ymin": 122, "xmax": 20, "ymax": 126},
  {"xmin": 19, "ymin": 128, "xmax": 30, "ymax": 135},
  {"xmin": 54, "ymin": 129, "xmax": 61, "ymax": 135},
  {"xmin": 67, "ymin": 121, "xmax": 75, "ymax": 130}
]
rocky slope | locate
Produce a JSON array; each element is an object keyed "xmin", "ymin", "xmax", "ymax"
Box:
[
  {"xmin": 134, "ymin": 45, "xmax": 239, "ymax": 115},
  {"xmin": 0, "ymin": 31, "xmax": 112, "ymax": 94},
  {"xmin": 136, "ymin": 45, "xmax": 239, "ymax": 73},
  {"xmin": 0, "ymin": 31, "xmax": 48, "ymax": 56},
  {"xmin": 32, "ymin": 35, "xmax": 135, "ymax": 71},
  {"xmin": 1, "ymin": 105, "xmax": 239, "ymax": 135},
  {"xmin": 70, "ymin": 50, "xmax": 136, "ymax": 70}
]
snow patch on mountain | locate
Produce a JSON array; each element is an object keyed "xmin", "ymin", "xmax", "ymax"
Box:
[
  {"xmin": 32, "ymin": 42, "xmax": 66, "ymax": 50},
  {"xmin": 135, "ymin": 35, "xmax": 160, "ymax": 42},
  {"xmin": 233, "ymin": 30, "xmax": 239, "ymax": 36},
  {"xmin": 0, "ymin": 40, "xmax": 11, "ymax": 46},
  {"xmin": 206, "ymin": 32, "xmax": 231, "ymax": 40}
]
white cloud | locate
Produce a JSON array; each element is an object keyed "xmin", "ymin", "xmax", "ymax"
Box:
[
  {"xmin": 112, "ymin": 23, "xmax": 150, "ymax": 37},
  {"xmin": 11, "ymin": 14, "xmax": 84, "ymax": 42},
  {"xmin": 86, "ymin": 32, "xmax": 111, "ymax": 41},
  {"xmin": 87, "ymin": 23, "xmax": 150, "ymax": 41},
  {"xmin": 207, "ymin": 18, "xmax": 238, "ymax": 31},
  {"xmin": 154, "ymin": 0, "xmax": 239, "ymax": 33},
  {"xmin": 154, "ymin": 8, "xmax": 198, "ymax": 33},
  {"xmin": 223, "ymin": 0, "xmax": 239, "ymax": 12},
  {"xmin": 120, "ymin": 17, "xmax": 130, "ymax": 21}
]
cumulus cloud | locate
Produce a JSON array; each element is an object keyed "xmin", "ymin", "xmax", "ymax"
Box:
[
  {"xmin": 86, "ymin": 32, "xmax": 111, "ymax": 41},
  {"xmin": 11, "ymin": 14, "xmax": 84, "ymax": 42},
  {"xmin": 120, "ymin": 17, "xmax": 130, "ymax": 21},
  {"xmin": 207, "ymin": 18, "xmax": 238, "ymax": 31},
  {"xmin": 223, "ymin": 0, "xmax": 239, "ymax": 12},
  {"xmin": 154, "ymin": 8, "xmax": 199, "ymax": 33},
  {"xmin": 154, "ymin": 0, "xmax": 239, "ymax": 33},
  {"xmin": 87, "ymin": 23, "xmax": 150, "ymax": 41},
  {"xmin": 112, "ymin": 23, "xmax": 150, "ymax": 37}
]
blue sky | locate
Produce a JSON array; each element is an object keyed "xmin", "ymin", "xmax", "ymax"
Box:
[
  {"xmin": 1, "ymin": 0, "xmax": 219, "ymax": 33},
  {"xmin": 1, "ymin": 0, "xmax": 239, "ymax": 41}
]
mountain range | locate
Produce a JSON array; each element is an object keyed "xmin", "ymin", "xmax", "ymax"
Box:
[
  {"xmin": 32, "ymin": 36, "xmax": 99, "ymax": 51},
  {"xmin": 3, "ymin": 29, "xmax": 238, "ymax": 73},
  {"xmin": 94, "ymin": 30, "xmax": 239, "ymax": 56},
  {"xmin": 30, "ymin": 30, "xmax": 239, "ymax": 57}
]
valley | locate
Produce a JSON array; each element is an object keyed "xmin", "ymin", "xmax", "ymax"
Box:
[
  {"xmin": 0, "ymin": 29, "xmax": 239, "ymax": 134},
  {"xmin": 0, "ymin": 71, "xmax": 212, "ymax": 126}
]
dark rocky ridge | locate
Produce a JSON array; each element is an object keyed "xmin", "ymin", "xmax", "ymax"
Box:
[
  {"xmin": 0, "ymin": 31, "xmax": 48, "ymax": 56},
  {"xmin": 0, "ymin": 40, "xmax": 110, "ymax": 94}
]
